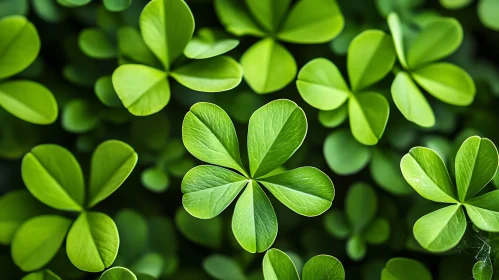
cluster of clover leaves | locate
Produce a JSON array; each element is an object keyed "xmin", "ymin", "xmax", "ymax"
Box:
[{"xmin": 10, "ymin": 140, "xmax": 137, "ymax": 273}]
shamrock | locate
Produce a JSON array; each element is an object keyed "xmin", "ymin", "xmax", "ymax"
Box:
[
  {"xmin": 112, "ymin": 0, "xmax": 243, "ymax": 116},
  {"xmin": 388, "ymin": 13, "xmax": 475, "ymax": 127},
  {"xmin": 297, "ymin": 29, "xmax": 395, "ymax": 145},
  {"xmin": 215, "ymin": 0, "xmax": 344, "ymax": 94},
  {"xmin": 181, "ymin": 99, "xmax": 335, "ymax": 253},
  {"xmin": 401, "ymin": 136, "xmax": 499, "ymax": 252},
  {"xmin": 324, "ymin": 182, "xmax": 390, "ymax": 261},
  {"xmin": 0, "ymin": 16, "xmax": 58, "ymax": 125},
  {"xmin": 263, "ymin": 248, "xmax": 345, "ymax": 280},
  {"xmin": 10, "ymin": 140, "xmax": 137, "ymax": 272}
]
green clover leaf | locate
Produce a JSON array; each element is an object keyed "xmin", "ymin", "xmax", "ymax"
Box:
[
  {"xmin": 401, "ymin": 136, "xmax": 499, "ymax": 252},
  {"xmin": 181, "ymin": 99, "xmax": 335, "ymax": 253}
]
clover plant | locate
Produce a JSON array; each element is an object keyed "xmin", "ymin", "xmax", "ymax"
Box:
[
  {"xmin": 263, "ymin": 248, "xmax": 345, "ymax": 280},
  {"xmin": 215, "ymin": 0, "xmax": 344, "ymax": 94},
  {"xmin": 388, "ymin": 13, "xmax": 475, "ymax": 127},
  {"xmin": 0, "ymin": 16, "xmax": 58, "ymax": 125},
  {"xmin": 324, "ymin": 182, "xmax": 390, "ymax": 261},
  {"xmin": 8, "ymin": 140, "xmax": 137, "ymax": 273},
  {"xmin": 112, "ymin": 0, "xmax": 243, "ymax": 116},
  {"xmin": 297, "ymin": 29, "xmax": 395, "ymax": 145},
  {"xmin": 401, "ymin": 136, "xmax": 499, "ymax": 252},
  {"xmin": 181, "ymin": 99, "xmax": 335, "ymax": 252}
]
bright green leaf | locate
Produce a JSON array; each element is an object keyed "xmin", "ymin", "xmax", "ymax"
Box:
[
  {"xmin": 240, "ymin": 38, "xmax": 297, "ymax": 94},
  {"xmin": 381, "ymin": 258, "xmax": 432, "ymax": 280},
  {"xmin": 95, "ymin": 76, "xmax": 122, "ymax": 108},
  {"xmin": 62, "ymin": 99, "xmax": 99, "ymax": 133},
  {"xmin": 478, "ymin": 0, "xmax": 499, "ymax": 31},
  {"xmin": 117, "ymin": 26, "xmax": 158, "ymax": 67},
  {"xmin": 473, "ymin": 260, "xmax": 493, "ymax": 280},
  {"xmin": 139, "ymin": 0, "xmax": 194, "ymax": 69},
  {"xmin": 182, "ymin": 102, "xmax": 246, "ymax": 175},
  {"xmin": 262, "ymin": 248, "xmax": 299, "ymax": 280},
  {"xmin": 12, "ymin": 215, "xmax": 71, "ymax": 271},
  {"xmin": 387, "ymin": 13, "xmax": 408, "ymax": 69},
  {"xmin": 232, "ymin": 180, "xmax": 277, "ymax": 253},
  {"xmin": 400, "ymin": 147, "xmax": 457, "ymax": 203},
  {"xmin": 391, "ymin": 71, "xmax": 435, "ymax": 127},
  {"xmin": 318, "ymin": 104, "xmax": 348, "ymax": 128},
  {"xmin": 370, "ymin": 149, "xmax": 412, "ymax": 195},
  {"xmin": 259, "ymin": 167, "xmax": 335, "ymax": 216},
  {"xmin": 22, "ymin": 144, "xmax": 85, "ymax": 211},
  {"xmin": 455, "ymin": 136, "xmax": 498, "ymax": 201},
  {"xmin": 413, "ymin": 205, "xmax": 466, "ymax": 252},
  {"xmin": 100, "ymin": 267, "xmax": 137, "ymax": 280},
  {"xmin": 407, "ymin": 18, "xmax": 462, "ymax": 68},
  {"xmin": 170, "ymin": 56, "xmax": 243, "ymax": 92},
  {"xmin": 412, "ymin": 63, "xmax": 475, "ymax": 106},
  {"xmin": 347, "ymin": 30, "xmax": 395, "ymax": 92},
  {"xmin": 66, "ymin": 212, "xmax": 119, "ymax": 272},
  {"xmin": 141, "ymin": 167, "xmax": 170, "ymax": 193},
  {"xmin": 248, "ymin": 99, "xmax": 307, "ymax": 178},
  {"xmin": 184, "ymin": 28, "xmax": 239, "ymax": 59},
  {"xmin": 246, "ymin": 0, "xmax": 291, "ymax": 33},
  {"xmin": 278, "ymin": 0, "xmax": 344, "ymax": 44},
  {"xmin": 0, "ymin": 80, "xmax": 58, "ymax": 125},
  {"xmin": 465, "ymin": 190, "xmax": 499, "ymax": 232},
  {"xmin": 182, "ymin": 165, "xmax": 248, "ymax": 219},
  {"xmin": 88, "ymin": 140, "xmax": 138, "ymax": 208},
  {"xmin": 22, "ymin": 270, "xmax": 61, "ymax": 280},
  {"xmin": 214, "ymin": 0, "xmax": 266, "ymax": 37},
  {"xmin": 348, "ymin": 92, "xmax": 389, "ymax": 146},
  {"xmin": 112, "ymin": 64, "xmax": 169, "ymax": 116},
  {"xmin": 296, "ymin": 58, "xmax": 350, "ymax": 111},
  {"xmin": 0, "ymin": 16, "xmax": 40, "ymax": 79},
  {"xmin": 302, "ymin": 255, "xmax": 345, "ymax": 280}
]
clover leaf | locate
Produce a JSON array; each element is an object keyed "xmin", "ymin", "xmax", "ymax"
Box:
[
  {"xmin": 388, "ymin": 13, "xmax": 475, "ymax": 128},
  {"xmin": 215, "ymin": 0, "xmax": 344, "ymax": 94},
  {"xmin": 381, "ymin": 257, "xmax": 432, "ymax": 280},
  {"xmin": 401, "ymin": 136, "xmax": 499, "ymax": 252},
  {"xmin": 112, "ymin": 0, "xmax": 243, "ymax": 116},
  {"xmin": 100, "ymin": 266, "xmax": 137, "ymax": 280},
  {"xmin": 58, "ymin": 0, "xmax": 132, "ymax": 12},
  {"xmin": 297, "ymin": 30, "xmax": 394, "ymax": 145},
  {"xmin": 263, "ymin": 248, "xmax": 345, "ymax": 280},
  {"xmin": 22, "ymin": 269, "xmax": 62, "ymax": 280},
  {"xmin": 0, "ymin": 16, "xmax": 58, "ymax": 125},
  {"xmin": 10, "ymin": 140, "xmax": 138, "ymax": 272},
  {"xmin": 181, "ymin": 99, "xmax": 335, "ymax": 253},
  {"xmin": 324, "ymin": 183, "xmax": 390, "ymax": 261}
]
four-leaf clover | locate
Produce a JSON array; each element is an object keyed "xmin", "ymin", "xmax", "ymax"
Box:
[
  {"xmin": 112, "ymin": 0, "xmax": 243, "ymax": 116},
  {"xmin": 11, "ymin": 140, "xmax": 138, "ymax": 272},
  {"xmin": 401, "ymin": 136, "xmax": 499, "ymax": 252},
  {"xmin": 181, "ymin": 99, "xmax": 335, "ymax": 252},
  {"xmin": 297, "ymin": 30, "xmax": 395, "ymax": 145},
  {"xmin": 215, "ymin": 0, "xmax": 344, "ymax": 94}
]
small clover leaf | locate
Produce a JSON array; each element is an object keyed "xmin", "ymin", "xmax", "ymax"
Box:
[
  {"xmin": 181, "ymin": 99, "xmax": 335, "ymax": 253},
  {"xmin": 388, "ymin": 13, "xmax": 475, "ymax": 127},
  {"xmin": 263, "ymin": 248, "xmax": 345, "ymax": 280},
  {"xmin": 297, "ymin": 30, "xmax": 394, "ymax": 145},
  {"xmin": 401, "ymin": 136, "xmax": 499, "ymax": 252},
  {"xmin": 381, "ymin": 257, "xmax": 432, "ymax": 280},
  {"xmin": 216, "ymin": 0, "xmax": 344, "ymax": 94},
  {"xmin": 11, "ymin": 140, "xmax": 138, "ymax": 272},
  {"xmin": 112, "ymin": 0, "xmax": 243, "ymax": 116},
  {"xmin": 0, "ymin": 16, "xmax": 58, "ymax": 125},
  {"xmin": 324, "ymin": 183, "xmax": 390, "ymax": 261}
]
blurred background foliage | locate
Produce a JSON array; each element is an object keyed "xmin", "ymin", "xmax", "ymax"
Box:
[{"xmin": 1, "ymin": 0, "xmax": 499, "ymax": 279}]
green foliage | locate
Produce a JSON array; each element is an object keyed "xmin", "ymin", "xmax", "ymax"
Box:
[
  {"xmin": 216, "ymin": 0, "xmax": 344, "ymax": 94},
  {"xmin": 0, "ymin": 1, "xmax": 498, "ymax": 279},
  {"xmin": 401, "ymin": 136, "xmax": 499, "ymax": 252},
  {"xmin": 324, "ymin": 183, "xmax": 390, "ymax": 260},
  {"xmin": 263, "ymin": 248, "xmax": 345, "ymax": 280},
  {"xmin": 182, "ymin": 99, "xmax": 334, "ymax": 252}
]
